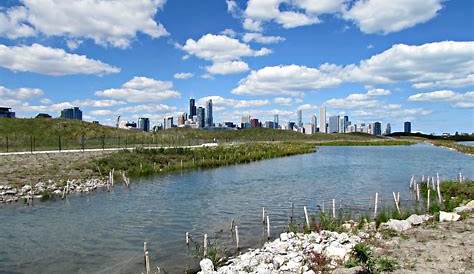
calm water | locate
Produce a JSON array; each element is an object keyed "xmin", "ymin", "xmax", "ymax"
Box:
[{"xmin": 1, "ymin": 144, "xmax": 473, "ymax": 274}]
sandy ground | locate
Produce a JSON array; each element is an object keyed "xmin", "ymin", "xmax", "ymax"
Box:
[{"xmin": 0, "ymin": 151, "xmax": 112, "ymax": 187}]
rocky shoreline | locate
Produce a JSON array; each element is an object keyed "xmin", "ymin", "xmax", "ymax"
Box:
[
  {"xmin": 197, "ymin": 201, "xmax": 474, "ymax": 274},
  {"xmin": 0, "ymin": 178, "xmax": 108, "ymax": 204}
]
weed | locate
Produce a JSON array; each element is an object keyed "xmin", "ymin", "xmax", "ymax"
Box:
[{"xmin": 306, "ymin": 250, "xmax": 330, "ymax": 273}]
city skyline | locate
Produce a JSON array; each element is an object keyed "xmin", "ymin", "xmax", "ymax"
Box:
[{"xmin": 0, "ymin": 0, "xmax": 473, "ymax": 134}]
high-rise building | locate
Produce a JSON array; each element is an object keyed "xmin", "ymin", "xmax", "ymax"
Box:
[
  {"xmin": 164, "ymin": 116, "xmax": 173, "ymax": 129},
  {"xmin": 264, "ymin": 121, "xmax": 274, "ymax": 128},
  {"xmin": 319, "ymin": 107, "xmax": 327, "ymax": 133},
  {"xmin": 343, "ymin": 116, "xmax": 349, "ymax": 133},
  {"xmin": 138, "ymin": 117, "xmax": 150, "ymax": 132},
  {"xmin": 250, "ymin": 118, "xmax": 260, "ymax": 128},
  {"xmin": 404, "ymin": 121, "xmax": 411, "ymax": 133},
  {"xmin": 297, "ymin": 109, "xmax": 303, "ymax": 128},
  {"xmin": 177, "ymin": 113, "xmax": 186, "ymax": 126},
  {"xmin": 197, "ymin": 107, "xmax": 205, "ymax": 128},
  {"xmin": 189, "ymin": 98, "xmax": 196, "ymax": 118},
  {"xmin": 0, "ymin": 107, "xmax": 15, "ymax": 118},
  {"xmin": 273, "ymin": 114, "xmax": 279, "ymax": 129},
  {"xmin": 311, "ymin": 115, "xmax": 317, "ymax": 129},
  {"xmin": 373, "ymin": 122, "xmax": 382, "ymax": 136},
  {"xmin": 206, "ymin": 99, "xmax": 213, "ymax": 127},
  {"xmin": 338, "ymin": 116, "xmax": 345, "ymax": 133},
  {"xmin": 385, "ymin": 123, "xmax": 391, "ymax": 135},
  {"xmin": 241, "ymin": 115, "xmax": 251, "ymax": 128},
  {"xmin": 60, "ymin": 107, "xmax": 82, "ymax": 120},
  {"xmin": 328, "ymin": 115, "xmax": 340, "ymax": 133}
]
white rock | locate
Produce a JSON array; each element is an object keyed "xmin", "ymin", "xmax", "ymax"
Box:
[
  {"xmin": 454, "ymin": 200, "xmax": 474, "ymax": 213},
  {"xmin": 406, "ymin": 214, "xmax": 431, "ymax": 226},
  {"xmin": 384, "ymin": 219, "xmax": 412, "ymax": 232},
  {"xmin": 439, "ymin": 211, "xmax": 460, "ymax": 222},
  {"xmin": 280, "ymin": 233, "xmax": 289, "ymax": 242},
  {"xmin": 199, "ymin": 258, "xmax": 214, "ymax": 273}
]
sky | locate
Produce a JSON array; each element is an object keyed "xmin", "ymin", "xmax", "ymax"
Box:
[{"xmin": 0, "ymin": 0, "xmax": 473, "ymax": 134}]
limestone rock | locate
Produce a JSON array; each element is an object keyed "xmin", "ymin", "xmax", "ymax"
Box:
[
  {"xmin": 439, "ymin": 211, "xmax": 460, "ymax": 222},
  {"xmin": 384, "ymin": 219, "xmax": 412, "ymax": 232},
  {"xmin": 199, "ymin": 258, "xmax": 215, "ymax": 273},
  {"xmin": 406, "ymin": 214, "xmax": 431, "ymax": 226}
]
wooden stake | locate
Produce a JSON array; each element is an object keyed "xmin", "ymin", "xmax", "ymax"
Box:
[
  {"xmin": 266, "ymin": 215, "xmax": 270, "ymax": 239},
  {"xmin": 203, "ymin": 234, "xmax": 208, "ymax": 257},
  {"xmin": 373, "ymin": 192, "xmax": 378, "ymax": 219},
  {"xmin": 416, "ymin": 184, "xmax": 420, "ymax": 201},
  {"xmin": 145, "ymin": 251, "xmax": 150, "ymax": 274},
  {"xmin": 235, "ymin": 226, "xmax": 240, "ymax": 250},
  {"xmin": 427, "ymin": 188, "xmax": 430, "ymax": 211},
  {"xmin": 332, "ymin": 199, "xmax": 336, "ymax": 219},
  {"xmin": 290, "ymin": 202, "xmax": 294, "ymax": 223},
  {"xmin": 186, "ymin": 232, "xmax": 190, "ymax": 246},
  {"xmin": 303, "ymin": 206, "xmax": 310, "ymax": 229},
  {"xmin": 437, "ymin": 175, "xmax": 442, "ymax": 204},
  {"xmin": 230, "ymin": 219, "xmax": 235, "ymax": 231},
  {"xmin": 322, "ymin": 200, "xmax": 325, "ymax": 213},
  {"xmin": 393, "ymin": 192, "xmax": 401, "ymax": 214},
  {"xmin": 262, "ymin": 207, "xmax": 266, "ymax": 223}
]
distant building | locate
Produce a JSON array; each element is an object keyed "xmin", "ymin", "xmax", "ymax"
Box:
[
  {"xmin": 224, "ymin": 122, "xmax": 236, "ymax": 128},
  {"xmin": 311, "ymin": 115, "xmax": 317, "ymax": 130},
  {"xmin": 164, "ymin": 116, "xmax": 174, "ymax": 129},
  {"xmin": 304, "ymin": 124, "xmax": 315, "ymax": 135},
  {"xmin": 297, "ymin": 109, "xmax": 303, "ymax": 128},
  {"xmin": 92, "ymin": 121, "xmax": 100, "ymax": 125},
  {"xmin": 287, "ymin": 121, "xmax": 295, "ymax": 130},
  {"xmin": 404, "ymin": 121, "xmax": 412, "ymax": 133},
  {"xmin": 0, "ymin": 107, "xmax": 15, "ymax": 118},
  {"xmin": 138, "ymin": 117, "xmax": 150, "ymax": 132},
  {"xmin": 373, "ymin": 122, "xmax": 382, "ymax": 136},
  {"xmin": 347, "ymin": 124, "xmax": 357, "ymax": 133},
  {"xmin": 385, "ymin": 123, "xmax": 391, "ymax": 135},
  {"xmin": 197, "ymin": 107, "xmax": 205, "ymax": 128},
  {"xmin": 35, "ymin": 113, "xmax": 51, "ymax": 119},
  {"xmin": 126, "ymin": 121, "xmax": 137, "ymax": 129},
  {"xmin": 60, "ymin": 107, "xmax": 82, "ymax": 120},
  {"xmin": 177, "ymin": 113, "xmax": 186, "ymax": 126},
  {"xmin": 206, "ymin": 99, "xmax": 213, "ymax": 127},
  {"xmin": 273, "ymin": 114, "xmax": 279, "ymax": 129},
  {"xmin": 338, "ymin": 116, "xmax": 345, "ymax": 133},
  {"xmin": 319, "ymin": 107, "xmax": 327, "ymax": 133},
  {"xmin": 189, "ymin": 98, "xmax": 196, "ymax": 119},
  {"xmin": 328, "ymin": 115, "xmax": 339, "ymax": 133},
  {"xmin": 250, "ymin": 118, "xmax": 260, "ymax": 128},
  {"xmin": 264, "ymin": 121, "xmax": 274, "ymax": 128}
]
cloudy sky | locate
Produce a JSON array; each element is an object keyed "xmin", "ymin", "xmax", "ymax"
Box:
[{"xmin": 0, "ymin": 0, "xmax": 473, "ymax": 133}]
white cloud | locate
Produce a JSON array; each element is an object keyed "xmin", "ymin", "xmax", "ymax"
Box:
[
  {"xmin": 0, "ymin": 43, "xmax": 120, "ymax": 76},
  {"xmin": 242, "ymin": 33, "xmax": 285, "ymax": 44},
  {"xmin": 232, "ymin": 64, "xmax": 342, "ymax": 96},
  {"xmin": 343, "ymin": 0, "xmax": 442, "ymax": 34},
  {"xmin": 206, "ymin": 61, "xmax": 250, "ymax": 75},
  {"xmin": 234, "ymin": 41, "xmax": 474, "ymax": 96},
  {"xmin": 90, "ymin": 109, "xmax": 113, "ymax": 116},
  {"xmin": 325, "ymin": 89, "xmax": 391, "ymax": 109},
  {"xmin": 0, "ymin": 0, "xmax": 168, "ymax": 48},
  {"xmin": 117, "ymin": 104, "xmax": 176, "ymax": 114},
  {"xmin": 96, "ymin": 76, "xmax": 180, "ymax": 103},
  {"xmin": 181, "ymin": 34, "xmax": 271, "ymax": 62},
  {"xmin": 221, "ymin": 28, "xmax": 237, "ymax": 38},
  {"xmin": 174, "ymin": 72, "xmax": 194, "ymax": 79},
  {"xmin": 408, "ymin": 90, "xmax": 474, "ymax": 109},
  {"xmin": 73, "ymin": 99, "xmax": 126, "ymax": 108},
  {"xmin": 0, "ymin": 85, "xmax": 43, "ymax": 100},
  {"xmin": 197, "ymin": 96, "xmax": 269, "ymax": 109},
  {"xmin": 273, "ymin": 97, "xmax": 293, "ymax": 105},
  {"xmin": 243, "ymin": 18, "xmax": 263, "ymax": 32}
]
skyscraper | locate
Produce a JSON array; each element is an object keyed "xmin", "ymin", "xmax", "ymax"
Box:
[
  {"xmin": 404, "ymin": 121, "xmax": 411, "ymax": 133},
  {"xmin": 385, "ymin": 123, "xmax": 391, "ymax": 135},
  {"xmin": 343, "ymin": 116, "xmax": 349, "ymax": 133},
  {"xmin": 311, "ymin": 115, "xmax": 317, "ymax": 130},
  {"xmin": 328, "ymin": 115, "xmax": 339, "ymax": 133},
  {"xmin": 60, "ymin": 107, "xmax": 82, "ymax": 120},
  {"xmin": 319, "ymin": 107, "xmax": 327, "ymax": 133},
  {"xmin": 164, "ymin": 116, "xmax": 173, "ymax": 130},
  {"xmin": 138, "ymin": 117, "xmax": 150, "ymax": 132},
  {"xmin": 297, "ymin": 109, "xmax": 303, "ymax": 128},
  {"xmin": 197, "ymin": 107, "xmax": 205, "ymax": 128},
  {"xmin": 338, "ymin": 116, "xmax": 345, "ymax": 133},
  {"xmin": 273, "ymin": 114, "xmax": 279, "ymax": 129},
  {"xmin": 373, "ymin": 122, "xmax": 382, "ymax": 136},
  {"xmin": 189, "ymin": 98, "xmax": 196, "ymax": 118},
  {"xmin": 177, "ymin": 113, "xmax": 186, "ymax": 126},
  {"xmin": 205, "ymin": 99, "xmax": 213, "ymax": 127}
]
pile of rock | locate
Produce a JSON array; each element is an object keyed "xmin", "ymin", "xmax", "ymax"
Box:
[
  {"xmin": 0, "ymin": 178, "xmax": 108, "ymax": 204},
  {"xmin": 199, "ymin": 230, "xmax": 362, "ymax": 274}
]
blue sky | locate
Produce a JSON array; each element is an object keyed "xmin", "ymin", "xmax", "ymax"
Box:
[{"xmin": 0, "ymin": 0, "xmax": 473, "ymax": 134}]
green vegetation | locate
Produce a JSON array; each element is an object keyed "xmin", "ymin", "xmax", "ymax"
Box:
[
  {"xmin": 191, "ymin": 240, "xmax": 228, "ymax": 269},
  {"xmin": 430, "ymin": 140, "xmax": 474, "ymax": 155},
  {"xmin": 420, "ymin": 180, "xmax": 474, "ymax": 212},
  {"xmin": 348, "ymin": 243, "xmax": 398, "ymax": 273},
  {"xmin": 87, "ymin": 142, "xmax": 316, "ymax": 178},
  {"xmin": 0, "ymin": 118, "xmax": 414, "ymax": 152}
]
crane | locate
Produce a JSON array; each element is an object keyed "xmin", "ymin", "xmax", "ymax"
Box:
[{"xmin": 116, "ymin": 115, "xmax": 121, "ymax": 128}]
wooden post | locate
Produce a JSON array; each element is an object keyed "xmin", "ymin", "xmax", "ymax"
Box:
[
  {"xmin": 304, "ymin": 206, "xmax": 310, "ymax": 229},
  {"xmin": 322, "ymin": 200, "xmax": 325, "ymax": 213},
  {"xmin": 397, "ymin": 192, "xmax": 400, "ymax": 206},
  {"xmin": 266, "ymin": 215, "xmax": 270, "ymax": 239},
  {"xmin": 145, "ymin": 251, "xmax": 150, "ymax": 274},
  {"xmin": 393, "ymin": 192, "xmax": 400, "ymax": 214},
  {"xmin": 203, "ymin": 234, "xmax": 208, "ymax": 257},
  {"xmin": 290, "ymin": 202, "xmax": 294, "ymax": 223},
  {"xmin": 416, "ymin": 184, "xmax": 420, "ymax": 201},
  {"xmin": 186, "ymin": 232, "xmax": 190, "ymax": 246},
  {"xmin": 180, "ymin": 159, "xmax": 183, "ymax": 169},
  {"xmin": 332, "ymin": 199, "xmax": 336, "ymax": 218},
  {"xmin": 436, "ymin": 175, "xmax": 442, "ymax": 204},
  {"xmin": 230, "ymin": 219, "xmax": 235, "ymax": 231},
  {"xmin": 427, "ymin": 188, "xmax": 431, "ymax": 211},
  {"xmin": 262, "ymin": 207, "xmax": 266, "ymax": 223},
  {"xmin": 373, "ymin": 192, "xmax": 378, "ymax": 219},
  {"xmin": 143, "ymin": 242, "xmax": 148, "ymax": 273},
  {"xmin": 422, "ymin": 175, "xmax": 425, "ymax": 182},
  {"xmin": 235, "ymin": 226, "xmax": 240, "ymax": 250},
  {"xmin": 431, "ymin": 176, "xmax": 435, "ymax": 189}
]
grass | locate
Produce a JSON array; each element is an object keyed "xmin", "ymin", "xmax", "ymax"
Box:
[
  {"xmin": 420, "ymin": 180, "xmax": 474, "ymax": 212},
  {"xmin": 0, "ymin": 118, "xmax": 416, "ymax": 152},
  {"xmin": 430, "ymin": 140, "xmax": 474, "ymax": 155},
  {"xmin": 348, "ymin": 243, "xmax": 398, "ymax": 273},
  {"xmin": 86, "ymin": 142, "xmax": 316, "ymax": 179}
]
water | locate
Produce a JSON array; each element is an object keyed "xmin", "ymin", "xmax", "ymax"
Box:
[{"xmin": 1, "ymin": 144, "xmax": 473, "ymax": 274}]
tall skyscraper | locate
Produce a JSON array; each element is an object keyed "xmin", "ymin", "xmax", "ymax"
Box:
[
  {"xmin": 164, "ymin": 116, "xmax": 173, "ymax": 130},
  {"xmin": 343, "ymin": 116, "xmax": 349, "ymax": 133},
  {"xmin": 273, "ymin": 114, "xmax": 279, "ymax": 129},
  {"xmin": 373, "ymin": 122, "xmax": 382, "ymax": 136},
  {"xmin": 311, "ymin": 115, "xmax": 317, "ymax": 129},
  {"xmin": 205, "ymin": 99, "xmax": 213, "ymax": 127},
  {"xmin": 328, "ymin": 115, "xmax": 339, "ymax": 133},
  {"xmin": 319, "ymin": 107, "xmax": 327, "ymax": 133},
  {"xmin": 189, "ymin": 98, "xmax": 196, "ymax": 118},
  {"xmin": 297, "ymin": 109, "xmax": 303, "ymax": 128},
  {"xmin": 404, "ymin": 121, "xmax": 412, "ymax": 133},
  {"xmin": 338, "ymin": 116, "xmax": 345, "ymax": 133},
  {"xmin": 177, "ymin": 113, "xmax": 186, "ymax": 126},
  {"xmin": 385, "ymin": 123, "xmax": 391, "ymax": 135},
  {"xmin": 138, "ymin": 117, "xmax": 150, "ymax": 132},
  {"xmin": 197, "ymin": 107, "xmax": 205, "ymax": 128}
]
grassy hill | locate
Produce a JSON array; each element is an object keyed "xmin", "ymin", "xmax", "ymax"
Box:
[{"xmin": 0, "ymin": 118, "xmax": 403, "ymax": 152}]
